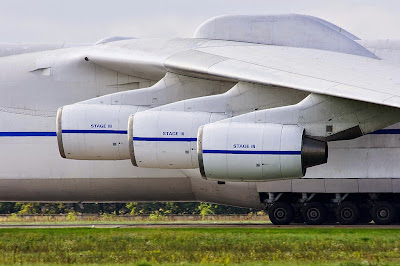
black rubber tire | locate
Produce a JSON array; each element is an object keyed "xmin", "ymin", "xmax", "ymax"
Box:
[
  {"xmin": 302, "ymin": 202, "xmax": 328, "ymax": 225},
  {"xmin": 336, "ymin": 201, "xmax": 360, "ymax": 225},
  {"xmin": 325, "ymin": 210, "xmax": 338, "ymax": 225},
  {"xmin": 293, "ymin": 215, "xmax": 305, "ymax": 224},
  {"xmin": 358, "ymin": 204, "xmax": 373, "ymax": 224},
  {"xmin": 268, "ymin": 202, "xmax": 295, "ymax": 225},
  {"xmin": 371, "ymin": 201, "xmax": 396, "ymax": 225}
]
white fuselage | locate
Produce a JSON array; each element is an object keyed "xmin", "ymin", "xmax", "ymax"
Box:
[{"xmin": 0, "ymin": 38, "xmax": 399, "ymax": 209}]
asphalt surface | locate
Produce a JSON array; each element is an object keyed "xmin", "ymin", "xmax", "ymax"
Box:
[{"xmin": 1, "ymin": 223, "xmax": 400, "ymax": 229}]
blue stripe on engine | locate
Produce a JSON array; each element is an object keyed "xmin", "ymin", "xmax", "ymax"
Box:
[
  {"xmin": 202, "ymin": 150, "xmax": 301, "ymax": 155},
  {"xmin": 62, "ymin": 130, "xmax": 127, "ymax": 134},
  {"xmin": 133, "ymin": 137, "xmax": 197, "ymax": 142},
  {"xmin": 0, "ymin": 132, "xmax": 57, "ymax": 137}
]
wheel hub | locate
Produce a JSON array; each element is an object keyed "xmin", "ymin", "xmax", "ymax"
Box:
[
  {"xmin": 341, "ymin": 208, "xmax": 353, "ymax": 220},
  {"xmin": 377, "ymin": 208, "xmax": 389, "ymax": 220},
  {"xmin": 274, "ymin": 208, "xmax": 286, "ymax": 220},
  {"xmin": 308, "ymin": 208, "xmax": 320, "ymax": 220}
]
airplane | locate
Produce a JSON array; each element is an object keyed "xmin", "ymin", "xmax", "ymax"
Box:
[{"xmin": 1, "ymin": 14, "xmax": 400, "ymax": 225}]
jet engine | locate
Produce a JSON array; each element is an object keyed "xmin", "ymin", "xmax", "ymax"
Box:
[
  {"xmin": 198, "ymin": 122, "xmax": 328, "ymax": 181},
  {"xmin": 56, "ymin": 104, "xmax": 143, "ymax": 160},
  {"xmin": 128, "ymin": 110, "xmax": 228, "ymax": 168}
]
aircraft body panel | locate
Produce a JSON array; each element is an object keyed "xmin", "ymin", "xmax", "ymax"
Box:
[
  {"xmin": 1, "ymin": 15, "xmax": 400, "ymax": 215},
  {"xmin": 306, "ymin": 131, "xmax": 400, "ymax": 179}
]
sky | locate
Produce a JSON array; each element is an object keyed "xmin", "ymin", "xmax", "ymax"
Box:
[{"xmin": 0, "ymin": 0, "xmax": 399, "ymax": 43}]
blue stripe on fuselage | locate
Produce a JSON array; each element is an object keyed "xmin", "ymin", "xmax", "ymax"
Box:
[
  {"xmin": 0, "ymin": 128, "xmax": 399, "ymax": 137},
  {"xmin": 0, "ymin": 132, "xmax": 57, "ymax": 137},
  {"xmin": 369, "ymin": 129, "xmax": 400, "ymax": 134}
]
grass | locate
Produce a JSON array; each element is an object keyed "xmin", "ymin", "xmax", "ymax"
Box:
[
  {"xmin": 0, "ymin": 213, "xmax": 270, "ymax": 225},
  {"xmin": 0, "ymin": 227, "xmax": 399, "ymax": 265}
]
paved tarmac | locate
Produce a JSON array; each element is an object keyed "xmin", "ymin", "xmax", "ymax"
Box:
[{"xmin": 0, "ymin": 223, "xmax": 400, "ymax": 229}]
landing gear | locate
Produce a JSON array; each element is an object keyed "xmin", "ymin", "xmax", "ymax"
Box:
[
  {"xmin": 268, "ymin": 202, "xmax": 295, "ymax": 225},
  {"xmin": 302, "ymin": 202, "xmax": 328, "ymax": 225},
  {"xmin": 358, "ymin": 204, "xmax": 373, "ymax": 224},
  {"xmin": 336, "ymin": 201, "xmax": 359, "ymax": 225},
  {"xmin": 262, "ymin": 192, "xmax": 400, "ymax": 226},
  {"xmin": 371, "ymin": 201, "xmax": 396, "ymax": 225}
]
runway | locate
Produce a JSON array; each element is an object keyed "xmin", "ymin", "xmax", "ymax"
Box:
[{"xmin": 1, "ymin": 223, "xmax": 400, "ymax": 229}]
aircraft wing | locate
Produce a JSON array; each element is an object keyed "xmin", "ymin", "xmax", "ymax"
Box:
[
  {"xmin": 86, "ymin": 14, "xmax": 400, "ymax": 109},
  {"xmin": 164, "ymin": 44, "xmax": 400, "ymax": 109}
]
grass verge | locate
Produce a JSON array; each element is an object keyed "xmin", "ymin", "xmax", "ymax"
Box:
[
  {"xmin": 0, "ymin": 227, "xmax": 399, "ymax": 265},
  {"xmin": 0, "ymin": 214, "xmax": 269, "ymax": 225}
]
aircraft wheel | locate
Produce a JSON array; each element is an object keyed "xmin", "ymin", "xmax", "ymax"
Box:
[
  {"xmin": 293, "ymin": 214, "xmax": 305, "ymax": 224},
  {"xmin": 302, "ymin": 202, "xmax": 328, "ymax": 225},
  {"xmin": 372, "ymin": 201, "xmax": 396, "ymax": 225},
  {"xmin": 358, "ymin": 205, "xmax": 373, "ymax": 224},
  {"xmin": 325, "ymin": 210, "xmax": 338, "ymax": 225},
  {"xmin": 336, "ymin": 201, "xmax": 359, "ymax": 225},
  {"xmin": 269, "ymin": 202, "xmax": 295, "ymax": 225}
]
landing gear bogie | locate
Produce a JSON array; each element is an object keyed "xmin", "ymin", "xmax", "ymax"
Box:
[{"xmin": 263, "ymin": 192, "xmax": 400, "ymax": 226}]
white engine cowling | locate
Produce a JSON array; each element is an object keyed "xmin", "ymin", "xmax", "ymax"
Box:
[
  {"xmin": 129, "ymin": 111, "xmax": 228, "ymax": 168},
  {"xmin": 57, "ymin": 104, "xmax": 142, "ymax": 160},
  {"xmin": 198, "ymin": 122, "xmax": 327, "ymax": 181}
]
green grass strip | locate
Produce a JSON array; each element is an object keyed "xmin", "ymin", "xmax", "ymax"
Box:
[{"xmin": 0, "ymin": 228, "xmax": 399, "ymax": 265}]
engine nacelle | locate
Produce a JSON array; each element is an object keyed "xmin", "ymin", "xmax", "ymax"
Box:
[
  {"xmin": 129, "ymin": 111, "xmax": 228, "ymax": 168},
  {"xmin": 198, "ymin": 122, "xmax": 327, "ymax": 181},
  {"xmin": 57, "ymin": 104, "xmax": 142, "ymax": 160}
]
